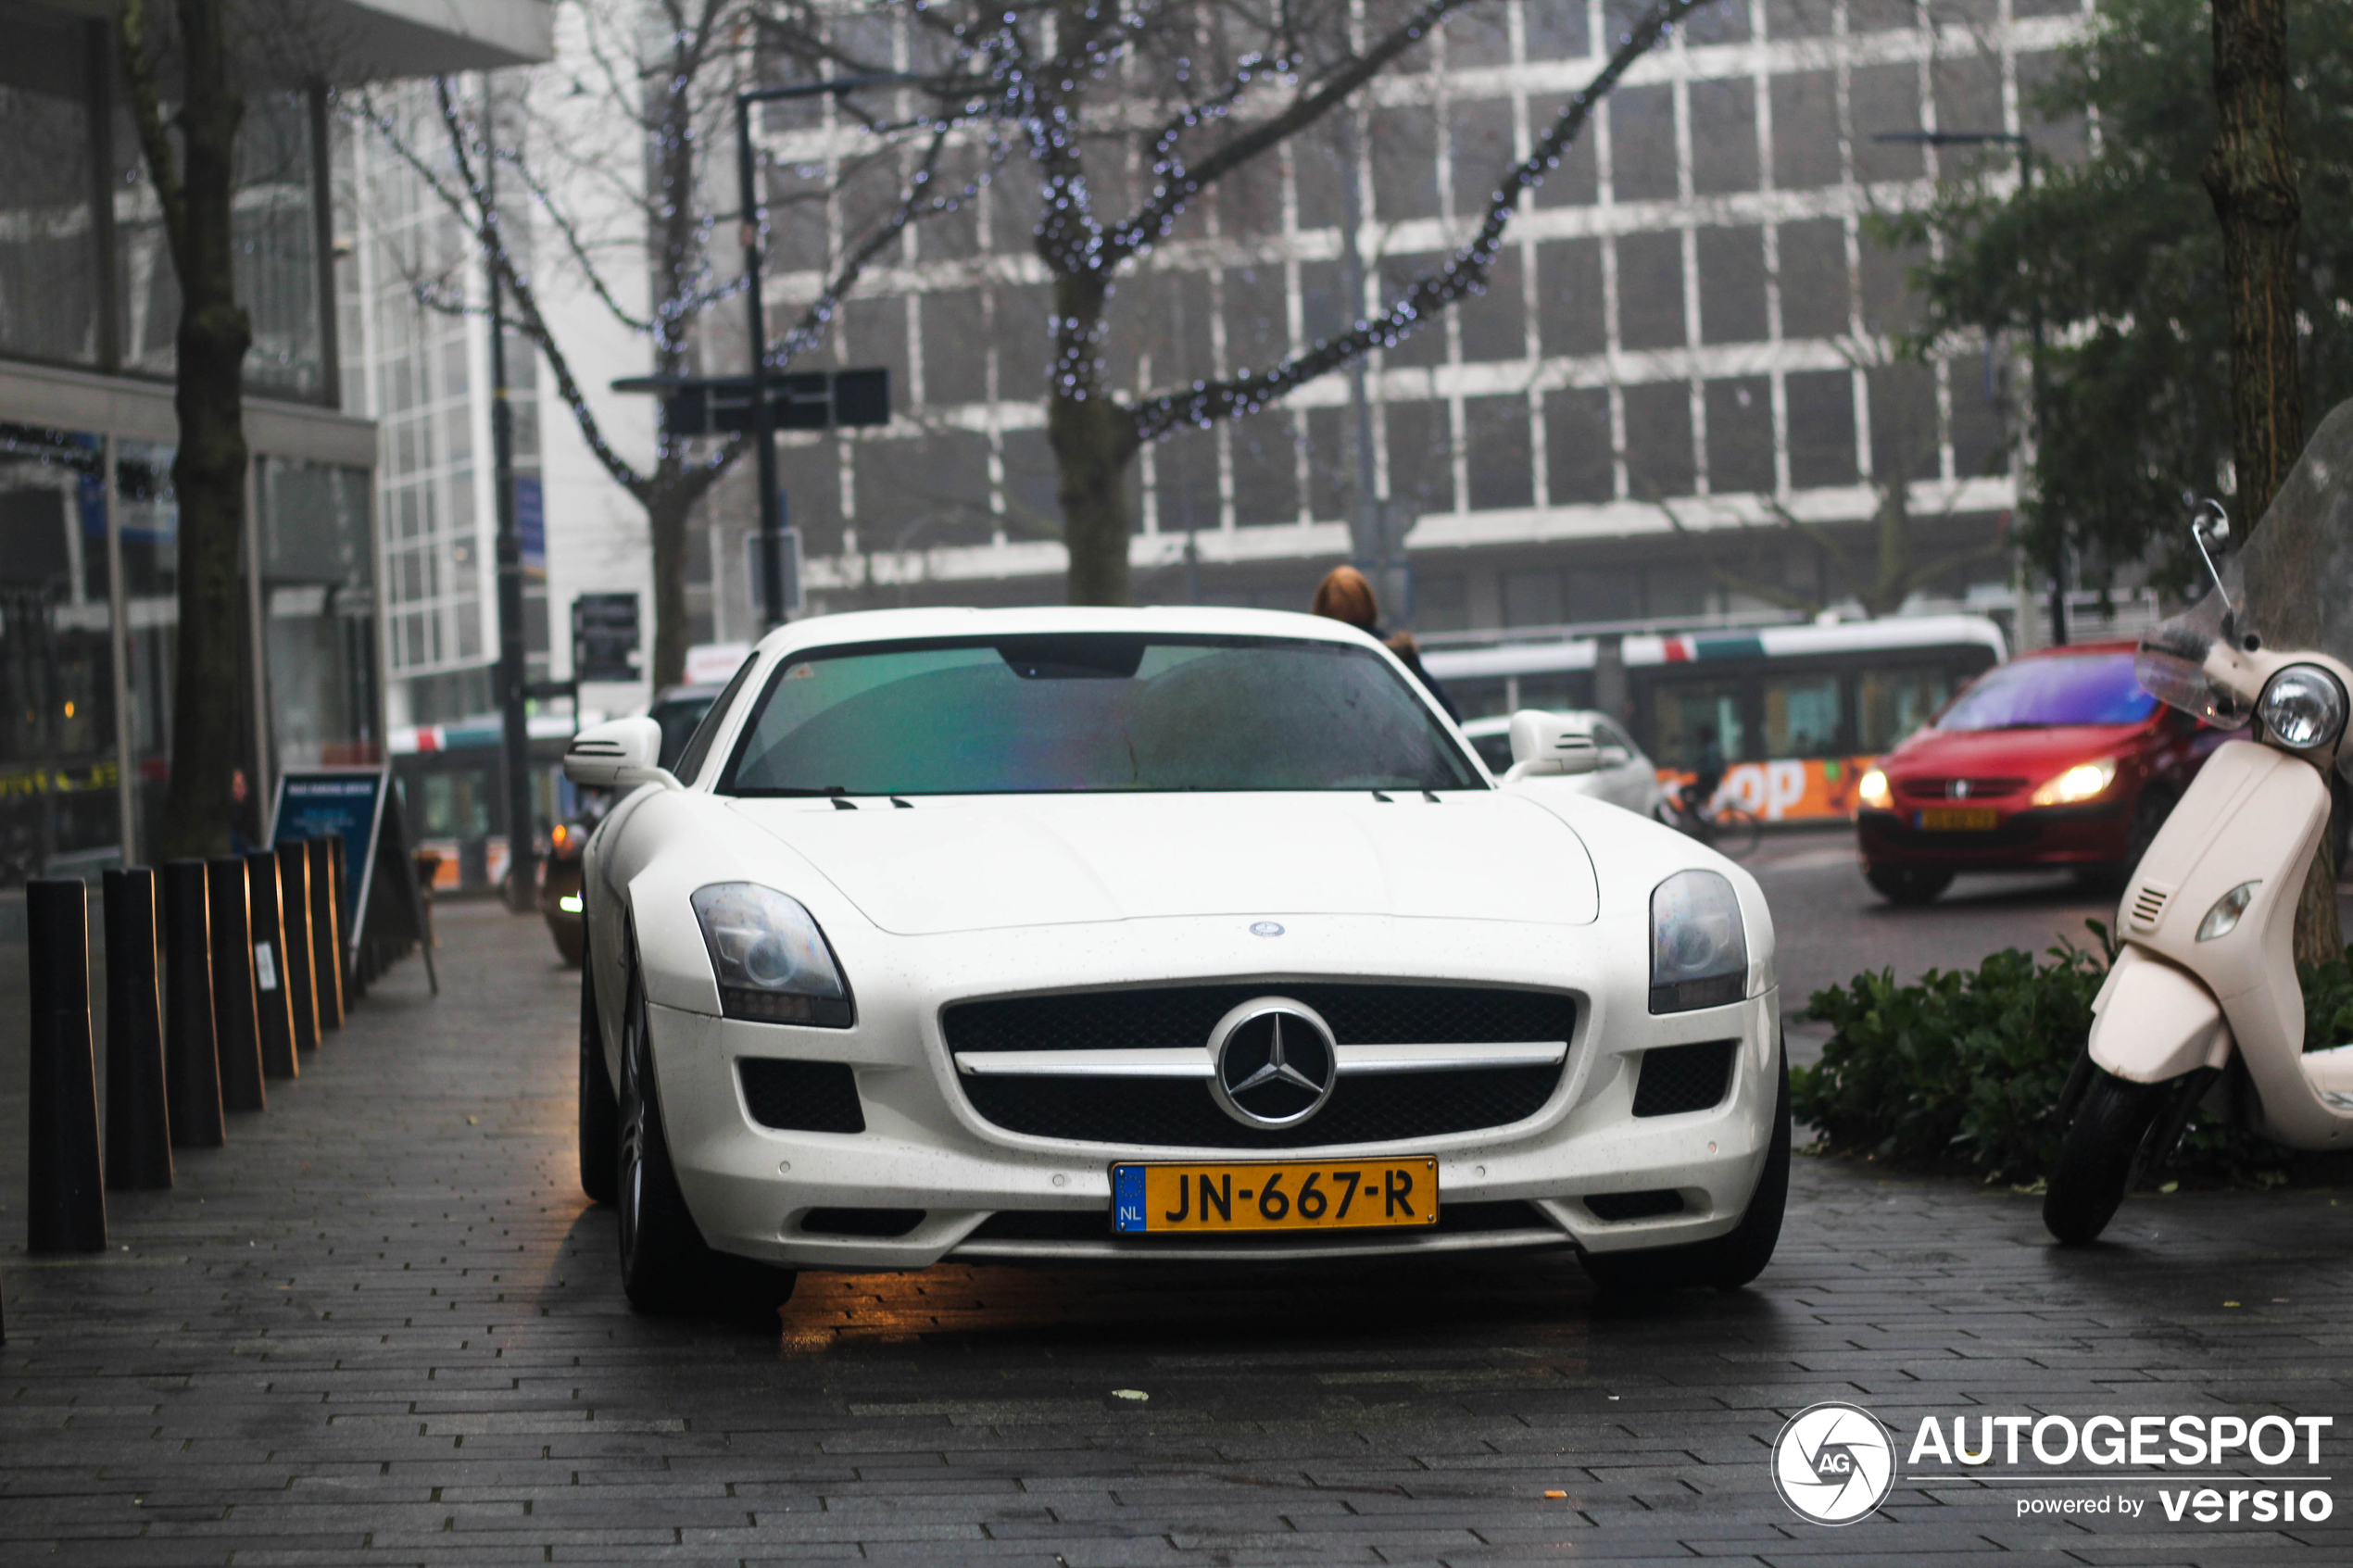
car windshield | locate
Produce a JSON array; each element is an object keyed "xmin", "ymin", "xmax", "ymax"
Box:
[
  {"xmin": 1935, "ymin": 652, "xmax": 2157, "ymax": 732},
  {"xmin": 720, "ymin": 633, "xmax": 1485, "ymax": 795}
]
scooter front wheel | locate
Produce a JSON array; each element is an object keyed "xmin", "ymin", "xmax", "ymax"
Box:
[{"xmin": 2044, "ymin": 1070, "xmax": 2166, "ymax": 1245}]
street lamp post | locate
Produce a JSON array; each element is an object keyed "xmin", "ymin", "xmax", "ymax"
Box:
[
  {"xmin": 1875, "ymin": 129, "xmax": 2062, "ymax": 645},
  {"xmin": 736, "ymin": 73, "xmax": 922, "ymax": 630}
]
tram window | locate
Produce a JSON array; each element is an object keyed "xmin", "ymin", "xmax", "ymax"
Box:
[
  {"xmin": 1516, "ymin": 673, "xmax": 1595, "ymax": 713},
  {"xmin": 1762, "ymin": 673, "xmax": 1843, "ymax": 757},
  {"xmin": 421, "ymin": 769, "xmax": 493, "ymax": 838},
  {"xmin": 1856, "ymin": 667, "xmax": 1953, "ymax": 751},
  {"xmin": 1653, "ymin": 682, "xmax": 1746, "ymax": 767}
]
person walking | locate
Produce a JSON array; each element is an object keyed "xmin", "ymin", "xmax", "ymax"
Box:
[{"xmin": 1309, "ymin": 566, "xmax": 1460, "ymax": 721}]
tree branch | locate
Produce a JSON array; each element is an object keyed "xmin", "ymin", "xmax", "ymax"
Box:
[
  {"xmin": 116, "ymin": 0, "xmax": 188, "ymax": 264},
  {"xmin": 1132, "ymin": 0, "xmax": 1716, "ymax": 444}
]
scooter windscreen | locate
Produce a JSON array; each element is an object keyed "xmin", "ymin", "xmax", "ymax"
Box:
[{"xmin": 2136, "ymin": 571, "xmax": 2254, "ymax": 731}]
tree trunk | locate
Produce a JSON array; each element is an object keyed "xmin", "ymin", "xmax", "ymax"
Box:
[
  {"xmin": 647, "ymin": 487, "xmax": 692, "ymax": 689},
  {"xmin": 2202, "ymin": 0, "xmax": 2303, "ymax": 521},
  {"xmin": 153, "ymin": 0, "xmax": 252, "ymax": 860},
  {"xmin": 1050, "ymin": 392, "xmax": 1139, "ymax": 606},
  {"xmin": 2203, "ymin": 0, "xmax": 2334, "ymax": 962}
]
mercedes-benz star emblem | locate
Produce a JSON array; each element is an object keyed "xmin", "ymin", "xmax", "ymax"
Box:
[{"xmin": 1207, "ymin": 997, "xmax": 1338, "ymax": 1129}]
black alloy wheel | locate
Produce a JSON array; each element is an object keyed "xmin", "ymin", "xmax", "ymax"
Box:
[
  {"xmin": 1580, "ymin": 1040, "xmax": 1792, "ymax": 1295},
  {"xmin": 2043, "ymin": 1068, "xmax": 2167, "ymax": 1246},
  {"xmin": 579, "ymin": 960, "xmax": 619, "ymax": 1204},
  {"xmin": 1865, "ymin": 864, "xmax": 1954, "ymax": 906},
  {"xmin": 615, "ymin": 953, "xmax": 798, "ymax": 1316}
]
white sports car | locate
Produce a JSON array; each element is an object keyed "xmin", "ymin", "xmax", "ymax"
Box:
[{"xmin": 564, "ymin": 607, "xmax": 1786, "ymax": 1312}]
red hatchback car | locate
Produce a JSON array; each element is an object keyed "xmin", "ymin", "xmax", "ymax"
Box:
[{"xmin": 1854, "ymin": 641, "xmax": 2224, "ymax": 904}]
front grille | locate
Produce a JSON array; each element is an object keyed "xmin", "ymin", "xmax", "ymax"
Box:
[
  {"xmin": 1585, "ymin": 1189, "xmax": 1685, "ymax": 1222},
  {"xmin": 738, "ymin": 1059, "xmax": 865, "ymax": 1133},
  {"xmin": 1632, "ymin": 1040, "xmax": 1737, "ymax": 1117},
  {"xmin": 945, "ymin": 983, "xmax": 1574, "ymax": 1148},
  {"xmin": 965, "ymin": 1199, "xmax": 1553, "ymax": 1242},
  {"xmin": 1899, "ymin": 776, "xmax": 2030, "ymax": 800},
  {"xmin": 944, "ymin": 982, "xmax": 1572, "ymax": 1053}
]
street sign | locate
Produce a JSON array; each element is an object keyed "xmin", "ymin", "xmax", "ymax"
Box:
[
  {"xmin": 571, "ymin": 592, "xmax": 641, "ymax": 683},
  {"xmin": 266, "ymin": 768, "xmax": 387, "ymax": 938},
  {"xmin": 745, "ymin": 526, "xmax": 804, "ymax": 617},
  {"xmin": 611, "ymin": 369, "xmax": 891, "ymax": 437}
]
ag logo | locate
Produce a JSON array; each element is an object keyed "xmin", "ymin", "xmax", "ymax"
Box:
[{"xmin": 1770, "ymin": 1401, "xmax": 1894, "ymax": 1525}]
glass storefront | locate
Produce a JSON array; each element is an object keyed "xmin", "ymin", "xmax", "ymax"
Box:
[{"xmin": 0, "ymin": 422, "xmax": 380, "ymax": 884}]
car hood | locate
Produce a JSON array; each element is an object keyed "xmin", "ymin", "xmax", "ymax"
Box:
[
  {"xmin": 1884, "ymin": 723, "xmax": 2145, "ymax": 780},
  {"xmin": 728, "ymin": 790, "xmax": 1599, "ymax": 935}
]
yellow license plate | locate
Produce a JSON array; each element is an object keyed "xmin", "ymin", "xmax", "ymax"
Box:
[
  {"xmin": 1112, "ymin": 1158, "xmax": 1438, "ymax": 1235},
  {"xmin": 1919, "ymin": 807, "xmax": 1999, "ymax": 831}
]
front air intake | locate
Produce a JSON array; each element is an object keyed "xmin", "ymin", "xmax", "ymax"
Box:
[
  {"xmin": 1631, "ymin": 1039, "xmax": 1736, "ymax": 1117},
  {"xmin": 2129, "ymin": 884, "xmax": 2171, "ymax": 932},
  {"xmin": 1584, "ymin": 1190, "xmax": 1685, "ymax": 1222},
  {"xmin": 738, "ymin": 1059, "xmax": 865, "ymax": 1133}
]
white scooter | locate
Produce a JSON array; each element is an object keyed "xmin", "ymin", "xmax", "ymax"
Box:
[{"xmin": 2045, "ymin": 501, "xmax": 2353, "ymax": 1244}]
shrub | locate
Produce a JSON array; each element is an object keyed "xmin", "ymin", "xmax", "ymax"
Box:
[{"xmin": 1789, "ymin": 922, "xmax": 2353, "ymax": 1185}]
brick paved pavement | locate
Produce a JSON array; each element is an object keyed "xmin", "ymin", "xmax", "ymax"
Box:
[{"xmin": 6, "ymin": 901, "xmax": 2353, "ymax": 1565}]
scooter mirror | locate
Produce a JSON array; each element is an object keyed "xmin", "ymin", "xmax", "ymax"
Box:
[{"xmin": 2192, "ymin": 498, "xmax": 2230, "ymax": 554}]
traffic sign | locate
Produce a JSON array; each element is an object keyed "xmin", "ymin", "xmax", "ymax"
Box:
[{"xmin": 611, "ymin": 368, "xmax": 890, "ymax": 437}]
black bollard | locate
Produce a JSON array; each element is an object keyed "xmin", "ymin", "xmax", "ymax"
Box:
[
  {"xmin": 308, "ymin": 836, "xmax": 345, "ymax": 1029},
  {"xmin": 27, "ymin": 878, "xmax": 106, "ymax": 1251},
  {"xmin": 245, "ymin": 849, "xmax": 299, "ymax": 1079},
  {"xmin": 160, "ymin": 859, "xmax": 224, "ymax": 1149},
  {"xmin": 207, "ymin": 856, "xmax": 267, "ymax": 1113},
  {"xmin": 276, "ymin": 842, "xmax": 320, "ymax": 1053},
  {"xmin": 101, "ymin": 868, "xmax": 173, "ymax": 1189}
]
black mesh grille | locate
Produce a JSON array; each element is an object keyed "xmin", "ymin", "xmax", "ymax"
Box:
[
  {"xmin": 966, "ymin": 1199, "xmax": 1552, "ymax": 1242},
  {"xmin": 738, "ymin": 1059, "xmax": 865, "ymax": 1133},
  {"xmin": 1584, "ymin": 1189, "xmax": 1685, "ymax": 1221},
  {"xmin": 1631, "ymin": 1040, "xmax": 1736, "ymax": 1118},
  {"xmin": 946, "ymin": 983, "xmax": 1571, "ymax": 1148}
]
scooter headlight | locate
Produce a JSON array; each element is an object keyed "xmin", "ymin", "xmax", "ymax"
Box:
[
  {"xmin": 2258, "ymin": 665, "xmax": 2347, "ymax": 750},
  {"xmin": 1650, "ymin": 870, "xmax": 1749, "ymax": 1013},
  {"xmin": 2196, "ymin": 880, "xmax": 2260, "ymax": 943},
  {"xmin": 690, "ymin": 883, "xmax": 853, "ymax": 1025}
]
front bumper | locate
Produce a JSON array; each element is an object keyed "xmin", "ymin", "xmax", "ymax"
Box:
[
  {"xmin": 1858, "ymin": 801, "xmax": 2129, "ymax": 870},
  {"xmin": 641, "ymin": 915, "xmax": 1781, "ymax": 1271}
]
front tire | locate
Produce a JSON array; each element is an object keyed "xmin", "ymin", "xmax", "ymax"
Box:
[
  {"xmin": 2044, "ymin": 1070, "xmax": 2166, "ymax": 1246},
  {"xmin": 580, "ymin": 962, "xmax": 619, "ymax": 1204},
  {"xmin": 1581, "ymin": 1043, "xmax": 1791, "ymax": 1295},
  {"xmin": 615, "ymin": 957, "xmax": 797, "ymax": 1316}
]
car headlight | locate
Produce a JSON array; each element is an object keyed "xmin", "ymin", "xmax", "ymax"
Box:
[
  {"xmin": 2196, "ymin": 880, "xmax": 2260, "ymax": 942},
  {"xmin": 1650, "ymin": 869, "xmax": 1749, "ymax": 1013},
  {"xmin": 2259, "ymin": 665, "xmax": 2347, "ymax": 750},
  {"xmin": 689, "ymin": 883, "xmax": 854, "ymax": 1026},
  {"xmin": 2030, "ymin": 758, "xmax": 2117, "ymax": 806},
  {"xmin": 1857, "ymin": 768, "xmax": 1892, "ymax": 809}
]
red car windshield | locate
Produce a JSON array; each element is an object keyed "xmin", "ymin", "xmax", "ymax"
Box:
[{"xmin": 1936, "ymin": 652, "xmax": 2158, "ymax": 731}]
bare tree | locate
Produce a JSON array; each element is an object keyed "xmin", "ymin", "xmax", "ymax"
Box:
[
  {"xmin": 769, "ymin": 0, "xmax": 1718, "ymax": 605},
  {"xmin": 115, "ymin": 0, "xmax": 258, "ymax": 858},
  {"xmin": 351, "ymin": 0, "xmax": 969, "ymax": 684}
]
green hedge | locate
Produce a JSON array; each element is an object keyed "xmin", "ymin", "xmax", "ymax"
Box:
[{"xmin": 1791, "ymin": 923, "xmax": 2353, "ymax": 1185}]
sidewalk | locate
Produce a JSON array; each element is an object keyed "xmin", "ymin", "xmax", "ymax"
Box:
[{"xmin": 5, "ymin": 901, "xmax": 2352, "ymax": 1564}]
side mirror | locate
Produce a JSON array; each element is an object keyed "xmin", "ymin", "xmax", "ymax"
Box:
[
  {"xmin": 1597, "ymin": 744, "xmax": 1631, "ymax": 769},
  {"xmin": 563, "ymin": 716, "xmax": 678, "ymax": 792},
  {"xmin": 1503, "ymin": 709, "xmax": 1602, "ymax": 780}
]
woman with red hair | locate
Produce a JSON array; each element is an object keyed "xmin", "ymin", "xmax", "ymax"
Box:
[{"xmin": 1309, "ymin": 565, "xmax": 1460, "ymax": 721}]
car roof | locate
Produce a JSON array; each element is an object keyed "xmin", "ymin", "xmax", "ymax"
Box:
[{"xmin": 749, "ymin": 604, "xmax": 1384, "ymax": 659}]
